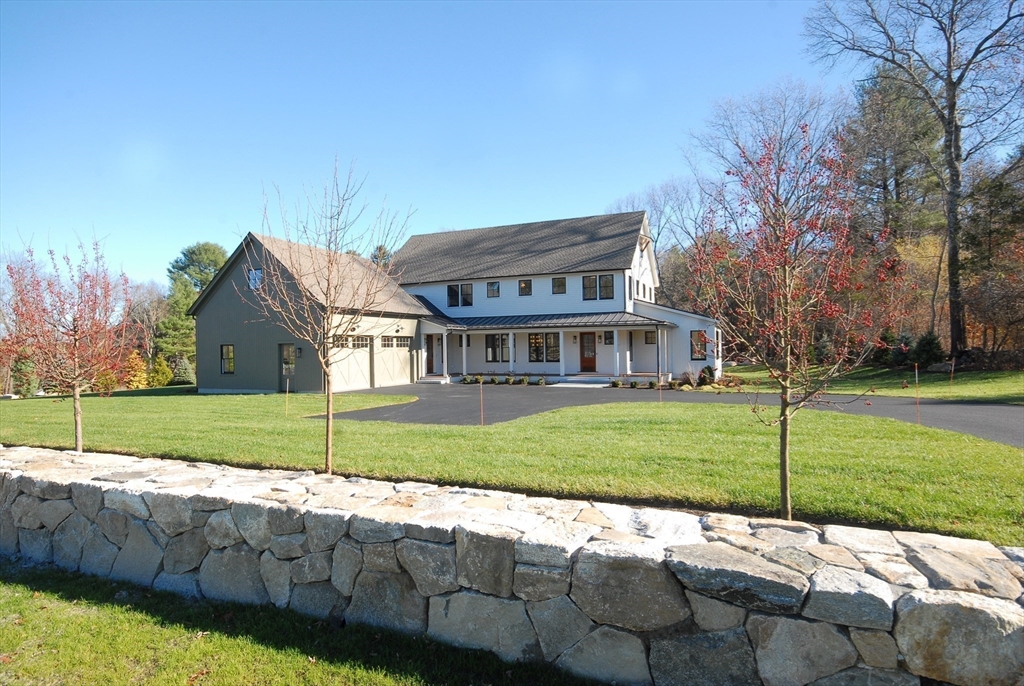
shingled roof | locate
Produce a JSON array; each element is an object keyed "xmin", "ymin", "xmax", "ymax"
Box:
[{"xmin": 392, "ymin": 211, "xmax": 647, "ymax": 285}]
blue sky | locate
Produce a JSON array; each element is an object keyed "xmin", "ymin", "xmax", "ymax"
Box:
[{"xmin": 1, "ymin": 1, "xmax": 859, "ymax": 286}]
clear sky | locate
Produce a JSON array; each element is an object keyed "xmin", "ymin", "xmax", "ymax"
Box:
[{"xmin": 1, "ymin": 0, "xmax": 859, "ymax": 286}]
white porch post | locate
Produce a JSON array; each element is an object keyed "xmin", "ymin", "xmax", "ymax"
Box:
[
  {"xmin": 655, "ymin": 327, "xmax": 662, "ymax": 383},
  {"xmin": 420, "ymin": 333, "xmax": 427, "ymax": 378},
  {"xmin": 558, "ymin": 330, "xmax": 565, "ymax": 377},
  {"xmin": 461, "ymin": 333, "xmax": 467, "ymax": 376},
  {"xmin": 508, "ymin": 331, "xmax": 515, "ymax": 373},
  {"xmin": 625, "ymin": 330, "xmax": 632, "ymax": 375},
  {"xmin": 613, "ymin": 330, "xmax": 620, "ymax": 377},
  {"xmin": 442, "ymin": 332, "xmax": 449, "ymax": 378}
]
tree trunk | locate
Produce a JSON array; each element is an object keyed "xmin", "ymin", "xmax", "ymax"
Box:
[
  {"xmin": 944, "ymin": 88, "xmax": 966, "ymax": 356},
  {"xmin": 73, "ymin": 383, "xmax": 83, "ymax": 453},
  {"xmin": 325, "ymin": 375, "xmax": 334, "ymax": 475},
  {"xmin": 779, "ymin": 385, "xmax": 792, "ymax": 521}
]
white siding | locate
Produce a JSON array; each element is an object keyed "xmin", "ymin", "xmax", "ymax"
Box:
[
  {"xmin": 633, "ymin": 301, "xmax": 719, "ymax": 380},
  {"xmin": 403, "ymin": 271, "xmax": 628, "ymax": 319}
]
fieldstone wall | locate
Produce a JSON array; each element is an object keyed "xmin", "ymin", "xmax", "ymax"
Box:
[{"xmin": 1, "ymin": 445, "xmax": 1022, "ymax": 686}]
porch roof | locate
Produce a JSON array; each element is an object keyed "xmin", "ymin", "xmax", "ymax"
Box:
[{"xmin": 451, "ymin": 311, "xmax": 675, "ymax": 331}]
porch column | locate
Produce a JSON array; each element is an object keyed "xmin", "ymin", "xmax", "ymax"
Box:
[
  {"xmin": 655, "ymin": 327, "xmax": 662, "ymax": 383},
  {"xmin": 558, "ymin": 330, "xmax": 565, "ymax": 377},
  {"xmin": 508, "ymin": 331, "xmax": 515, "ymax": 373},
  {"xmin": 442, "ymin": 332, "xmax": 449, "ymax": 378},
  {"xmin": 613, "ymin": 330, "xmax": 620, "ymax": 377},
  {"xmin": 461, "ymin": 333, "xmax": 467, "ymax": 376},
  {"xmin": 420, "ymin": 333, "xmax": 427, "ymax": 378},
  {"xmin": 625, "ymin": 331, "xmax": 632, "ymax": 375}
]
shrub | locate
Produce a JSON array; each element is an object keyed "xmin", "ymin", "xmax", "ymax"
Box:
[
  {"xmin": 490, "ymin": 377, "xmax": 499, "ymax": 385},
  {"xmin": 669, "ymin": 380, "xmax": 680, "ymax": 390},
  {"xmin": 148, "ymin": 355, "xmax": 173, "ymax": 387},
  {"xmin": 891, "ymin": 334, "xmax": 914, "ymax": 367},
  {"xmin": 610, "ymin": 379, "xmax": 622, "ymax": 388},
  {"xmin": 460, "ymin": 375, "xmax": 473, "ymax": 384},
  {"xmin": 505, "ymin": 375, "xmax": 514, "ymax": 385},
  {"xmin": 122, "ymin": 351, "xmax": 149, "ymax": 390},
  {"xmin": 536, "ymin": 376, "xmax": 546, "ymax": 386},
  {"xmin": 11, "ymin": 352, "xmax": 38, "ymax": 397},
  {"xmin": 911, "ymin": 331, "xmax": 946, "ymax": 367},
  {"xmin": 629, "ymin": 380, "xmax": 639, "ymax": 389},
  {"xmin": 872, "ymin": 329, "xmax": 898, "ymax": 366},
  {"xmin": 474, "ymin": 374, "xmax": 484, "ymax": 384},
  {"xmin": 648, "ymin": 380, "xmax": 658, "ymax": 389},
  {"xmin": 518, "ymin": 375, "xmax": 530, "ymax": 385},
  {"xmin": 677, "ymin": 371, "xmax": 696, "ymax": 387},
  {"xmin": 93, "ymin": 370, "xmax": 118, "ymax": 396},
  {"xmin": 168, "ymin": 355, "xmax": 196, "ymax": 386},
  {"xmin": 698, "ymin": 365, "xmax": 716, "ymax": 386}
]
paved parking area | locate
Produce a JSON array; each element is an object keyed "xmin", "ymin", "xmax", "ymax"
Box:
[{"xmin": 342, "ymin": 383, "xmax": 1024, "ymax": 447}]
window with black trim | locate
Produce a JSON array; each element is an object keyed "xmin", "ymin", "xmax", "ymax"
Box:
[
  {"xmin": 645, "ymin": 331, "xmax": 656, "ymax": 344},
  {"xmin": 220, "ymin": 344, "xmax": 234, "ymax": 374},
  {"xmin": 604, "ymin": 331, "xmax": 614, "ymax": 345},
  {"xmin": 447, "ymin": 283, "xmax": 474, "ymax": 307},
  {"xmin": 582, "ymin": 275, "xmax": 597, "ymax": 300},
  {"xmin": 247, "ymin": 269, "xmax": 263, "ymax": 290},
  {"xmin": 552, "ymin": 277, "xmax": 566, "ymax": 294},
  {"xmin": 487, "ymin": 282, "xmax": 500, "ymax": 298},
  {"xmin": 519, "ymin": 279, "xmax": 532, "ymax": 296},
  {"xmin": 544, "ymin": 333, "xmax": 559, "ymax": 362},
  {"xmin": 485, "ymin": 334, "xmax": 509, "ymax": 362},
  {"xmin": 447, "ymin": 284, "xmax": 459, "ymax": 307},
  {"xmin": 457, "ymin": 335, "xmax": 471, "ymax": 347},
  {"xmin": 691, "ymin": 330, "xmax": 708, "ymax": 360},
  {"xmin": 599, "ymin": 274, "xmax": 614, "ymax": 300},
  {"xmin": 461, "ymin": 284, "xmax": 473, "ymax": 306},
  {"xmin": 528, "ymin": 334, "xmax": 544, "ymax": 362}
]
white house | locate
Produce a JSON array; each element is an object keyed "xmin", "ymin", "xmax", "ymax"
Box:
[
  {"xmin": 189, "ymin": 211, "xmax": 720, "ymax": 393},
  {"xmin": 392, "ymin": 211, "xmax": 721, "ymax": 383}
]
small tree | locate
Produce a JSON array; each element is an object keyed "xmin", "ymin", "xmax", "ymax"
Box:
[
  {"xmin": 692, "ymin": 131, "xmax": 906, "ymax": 519},
  {"xmin": 243, "ymin": 162, "xmax": 409, "ymax": 474},
  {"xmin": 6, "ymin": 242, "xmax": 135, "ymax": 452},
  {"xmin": 122, "ymin": 350, "xmax": 149, "ymax": 390},
  {"xmin": 148, "ymin": 354, "xmax": 173, "ymax": 387}
]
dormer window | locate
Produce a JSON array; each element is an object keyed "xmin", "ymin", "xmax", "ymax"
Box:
[{"xmin": 247, "ymin": 268, "xmax": 263, "ymax": 290}]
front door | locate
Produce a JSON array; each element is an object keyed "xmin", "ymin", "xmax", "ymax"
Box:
[
  {"xmin": 426, "ymin": 335, "xmax": 434, "ymax": 374},
  {"xmin": 580, "ymin": 332, "xmax": 596, "ymax": 372},
  {"xmin": 279, "ymin": 343, "xmax": 296, "ymax": 391}
]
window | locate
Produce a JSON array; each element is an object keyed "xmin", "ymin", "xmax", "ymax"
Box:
[
  {"xmin": 691, "ymin": 330, "xmax": 708, "ymax": 360},
  {"xmin": 485, "ymin": 334, "xmax": 509, "ymax": 363},
  {"xmin": 529, "ymin": 334, "xmax": 544, "ymax": 362},
  {"xmin": 604, "ymin": 331, "xmax": 614, "ymax": 345},
  {"xmin": 447, "ymin": 283, "xmax": 473, "ymax": 307},
  {"xmin": 396, "ymin": 336, "xmax": 412, "ymax": 348},
  {"xmin": 220, "ymin": 345, "xmax": 234, "ymax": 374},
  {"xmin": 352, "ymin": 336, "xmax": 370, "ymax": 349},
  {"xmin": 247, "ymin": 268, "xmax": 263, "ymax": 290},
  {"xmin": 487, "ymin": 281, "xmax": 500, "ymax": 298},
  {"xmin": 628, "ymin": 276, "xmax": 633, "ymax": 300},
  {"xmin": 381, "ymin": 336, "xmax": 395, "ymax": 348},
  {"xmin": 552, "ymin": 277, "xmax": 566, "ymax": 295},
  {"xmin": 599, "ymin": 274, "xmax": 614, "ymax": 300},
  {"xmin": 645, "ymin": 331, "xmax": 657, "ymax": 345},
  {"xmin": 519, "ymin": 279, "xmax": 532, "ymax": 296},
  {"xmin": 545, "ymin": 333, "xmax": 560, "ymax": 362},
  {"xmin": 333, "ymin": 335, "xmax": 370, "ymax": 349},
  {"xmin": 281, "ymin": 344, "xmax": 295, "ymax": 376},
  {"xmin": 583, "ymin": 275, "xmax": 597, "ymax": 300}
]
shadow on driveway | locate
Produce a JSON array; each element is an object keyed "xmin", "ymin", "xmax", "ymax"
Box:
[{"xmin": 339, "ymin": 383, "xmax": 1024, "ymax": 448}]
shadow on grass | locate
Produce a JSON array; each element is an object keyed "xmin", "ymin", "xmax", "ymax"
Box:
[
  {"xmin": 8, "ymin": 385, "xmax": 199, "ymax": 401},
  {"xmin": 0, "ymin": 559, "xmax": 596, "ymax": 686}
]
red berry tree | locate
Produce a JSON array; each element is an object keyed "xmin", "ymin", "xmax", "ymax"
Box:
[
  {"xmin": 6, "ymin": 242, "xmax": 135, "ymax": 452},
  {"xmin": 692, "ymin": 128, "xmax": 907, "ymax": 520}
]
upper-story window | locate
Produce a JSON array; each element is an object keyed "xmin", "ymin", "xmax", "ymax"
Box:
[
  {"xmin": 519, "ymin": 279, "xmax": 532, "ymax": 296},
  {"xmin": 599, "ymin": 274, "xmax": 614, "ymax": 300},
  {"xmin": 552, "ymin": 277, "xmax": 566, "ymax": 294},
  {"xmin": 247, "ymin": 268, "xmax": 263, "ymax": 290},
  {"xmin": 583, "ymin": 275, "xmax": 597, "ymax": 300},
  {"xmin": 487, "ymin": 282, "xmax": 500, "ymax": 298},
  {"xmin": 447, "ymin": 283, "xmax": 473, "ymax": 307}
]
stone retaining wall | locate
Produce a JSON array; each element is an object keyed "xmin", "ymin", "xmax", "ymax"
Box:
[{"xmin": 1, "ymin": 446, "xmax": 1022, "ymax": 686}]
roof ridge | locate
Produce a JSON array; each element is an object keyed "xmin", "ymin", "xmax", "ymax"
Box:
[{"xmin": 407, "ymin": 210, "xmax": 645, "ymax": 239}]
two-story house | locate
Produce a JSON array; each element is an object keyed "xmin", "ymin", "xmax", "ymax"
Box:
[
  {"xmin": 188, "ymin": 212, "xmax": 720, "ymax": 393},
  {"xmin": 393, "ymin": 211, "xmax": 720, "ymax": 382}
]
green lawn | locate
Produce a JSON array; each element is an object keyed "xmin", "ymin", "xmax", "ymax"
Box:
[
  {"xmin": 0, "ymin": 560, "xmax": 593, "ymax": 686},
  {"xmin": 1, "ymin": 388, "xmax": 1021, "ymax": 545},
  {"xmin": 726, "ymin": 365, "xmax": 1024, "ymax": 404}
]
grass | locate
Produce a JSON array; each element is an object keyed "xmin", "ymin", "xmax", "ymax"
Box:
[
  {"xmin": 726, "ymin": 365, "xmax": 1024, "ymax": 404},
  {"xmin": 0, "ymin": 560, "xmax": 594, "ymax": 686},
  {"xmin": 1, "ymin": 389, "xmax": 1021, "ymax": 545}
]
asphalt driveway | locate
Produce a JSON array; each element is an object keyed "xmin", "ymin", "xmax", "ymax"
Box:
[{"xmin": 342, "ymin": 383, "xmax": 1024, "ymax": 448}]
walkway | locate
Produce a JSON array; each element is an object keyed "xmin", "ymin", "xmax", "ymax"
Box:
[{"xmin": 343, "ymin": 383, "xmax": 1024, "ymax": 448}]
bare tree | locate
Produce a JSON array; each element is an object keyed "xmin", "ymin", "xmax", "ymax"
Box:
[
  {"xmin": 242, "ymin": 162, "xmax": 410, "ymax": 474},
  {"xmin": 806, "ymin": 0, "xmax": 1024, "ymax": 354},
  {"xmin": 128, "ymin": 280, "xmax": 168, "ymax": 359}
]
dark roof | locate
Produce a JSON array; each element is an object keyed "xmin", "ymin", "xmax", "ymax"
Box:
[
  {"xmin": 412, "ymin": 295, "xmax": 466, "ymax": 330},
  {"xmin": 392, "ymin": 212, "xmax": 647, "ymax": 285},
  {"xmin": 452, "ymin": 311, "xmax": 674, "ymax": 331}
]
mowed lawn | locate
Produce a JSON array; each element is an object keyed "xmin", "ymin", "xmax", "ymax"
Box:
[
  {"xmin": 0, "ymin": 561, "xmax": 594, "ymax": 686},
  {"xmin": 1, "ymin": 388, "xmax": 1021, "ymax": 545},
  {"xmin": 728, "ymin": 365, "xmax": 1024, "ymax": 404}
]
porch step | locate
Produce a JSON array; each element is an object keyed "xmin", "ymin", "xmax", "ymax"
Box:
[{"xmin": 416, "ymin": 376, "xmax": 450, "ymax": 385}]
